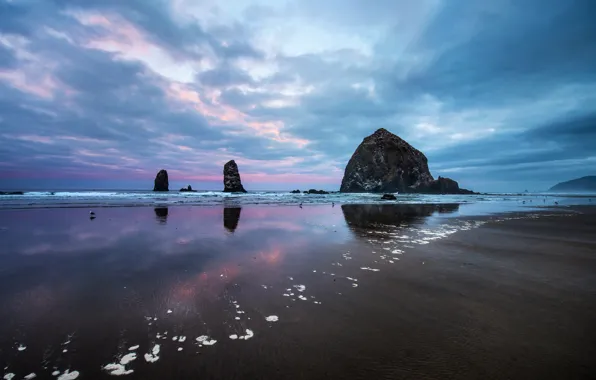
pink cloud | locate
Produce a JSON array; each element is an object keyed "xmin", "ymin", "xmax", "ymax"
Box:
[{"xmin": 0, "ymin": 69, "xmax": 59, "ymax": 99}]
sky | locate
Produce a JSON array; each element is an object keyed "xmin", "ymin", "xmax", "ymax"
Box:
[{"xmin": 0, "ymin": 0, "xmax": 595, "ymax": 192}]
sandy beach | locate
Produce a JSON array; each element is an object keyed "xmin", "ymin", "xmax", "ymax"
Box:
[{"xmin": 0, "ymin": 204, "xmax": 594, "ymax": 379}]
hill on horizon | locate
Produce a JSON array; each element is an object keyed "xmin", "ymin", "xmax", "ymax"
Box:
[{"xmin": 548, "ymin": 176, "xmax": 596, "ymax": 192}]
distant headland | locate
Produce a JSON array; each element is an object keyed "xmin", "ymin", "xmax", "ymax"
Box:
[{"xmin": 548, "ymin": 176, "xmax": 596, "ymax": 193}]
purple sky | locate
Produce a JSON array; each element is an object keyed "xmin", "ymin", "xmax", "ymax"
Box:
[{"xmin": 1, "ymin": 0, "xmax": 595, "ymax": 192}]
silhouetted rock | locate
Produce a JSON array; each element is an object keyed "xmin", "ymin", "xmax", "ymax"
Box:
[
  {"xmin": 381, "ymin": 194, "xmax": 397, "ymax": 200},
  {"xmin": 154, "ymin": 207, "xmax": 168, "ymax": 223},
  {"xmin": 153, "ymin": 169, "xmax": 169, "ymax": 192},
  {"xmin": 415, "ymin": 176, "xmax": 461, "ymax": 194},
  {"xmin": 0, "ymin": 191, "xmax": 24, "ymax": 195},
  {"xmin": 305, "ymin": 189, "xmax": 329, "ymax": 194},
  {"xmin": 180, "ymin": 185, "xmax": 197, "ymax": 192},
  {"xmin": 223, "ymin": 207, "xmax": 242, "ymax": 232},
  {"xmin": 223, "ymin": 160, "xmax": 247, "ymax": 193},
  {"xmin": 340, "ymin": 128, "xmax": 474, "ymax": 194},
  {"xmin": 290, "ymin": 189, "xmax": 301, "ymax": 194},
  {"xmin": 549, "ymin": 176, "xmax": 596, "ymax": 192}
]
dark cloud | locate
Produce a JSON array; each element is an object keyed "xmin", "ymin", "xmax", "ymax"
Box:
[{"xmin": 0, "ymin": 0, "xmax": 595, "ymax": 191}]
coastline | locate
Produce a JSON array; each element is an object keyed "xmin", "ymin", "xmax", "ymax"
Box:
[{"xmin": 0, "ymin": 204, "xmax": 594, "ymax": 379}]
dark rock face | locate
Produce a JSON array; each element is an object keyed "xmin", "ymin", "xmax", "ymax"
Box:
[
  {"xmin": 223, "ymin": 160, "xmax": 247, "ymax": 193},
  {"xmin": 340, "ymin": 128, "xmax": 433, "ymax": 193},
  {"xmin": 153, "ymin": 170, "xmax": 169, "ymax": 192},
  {"xmin": 340, "ymin": 128, "xmax": 473, "ymax": 194},
  {"xmin": 549, "ymin": 176, "xmax": 596, "ymax": 192},
  {"xmin": 305, "ymin": 189, "xmax": 329, "ymax": 194},
  {"xmin": 290, "ymin": 189, "xmax": 301, "ymax": 194},
  {"xmin": 417, "ymin": 176, "xmax": 459, "ymax": 194},
  {"xmin": 381, "ymin": 194, "xmax": 396, "ymax": 200}
]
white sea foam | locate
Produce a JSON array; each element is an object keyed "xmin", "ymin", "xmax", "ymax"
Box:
[
  {"xmin": 178, "ymin": 336, "xmax": 186, "ymax": 343},
  {"xmin": 177, "ymin": 347, "xmax": 183, "ymax": 352},
  {"xmin": 103, "ymin": 363, "xmax": 133, "ymax": 376},
  {"xmin": 144, "ymin": 344, "xmax": 160, "ymax": 363},
  {"xmin": 51, "ymin": 371, "xmax": 60, "ymax": 376},
  {"xmin": 17, "ymin": 344, "xmax": 26, "ymax": 351},
  {"xmin": 56, "ymin": 370, "xmax": 79, "ymax": 380},
  {"xmin": 294, "ymin": 285, "xmax": 306, "ymax": 292},
  {"xmin": 3, "ymin": 374, "xmax": 14, "ymax": 380},
  {"xmin": 128, "ymin": 345, "xmax": 139, "ymax": 351},
  {"xmin": 360, "ymin": 267, "xmax": 380, "ymax": 272},
  {"xmin": 238, "ymin": 329, "xmax": 254, "ymax": 340},
  {"xmin": 265, "ymin": 315, "xmax": 278, "ymax": 322},
  {"xmin": 196, "ymin": 336, "xmax": 217, "ymax": 346},
  {"xmin": 119, "ymin": 353, "xmax": 136, "ymax": 365},
  {"xmin": 167, "ymin": 309, "xmax": 172, "ymax": 314},
  {"xmin": 24, "ymin": 373, "xmax": 36, "ymax": 379},
  {"xmin": 229, "ymin": 334, "xmax": 238, "ymax": 340}
]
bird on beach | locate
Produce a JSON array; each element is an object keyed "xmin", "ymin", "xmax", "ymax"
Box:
[
  {"xmin": 89, "ymin": 211, "xmax": 95, "ymax": 215},
  {"xmin": 332, "ymin": 202, "xmax": 335, "ymax": 207},
  {"xmin": 555, "ymin": 201, "xmax": 559, "ymax": 205},
  {"xmin": 299, "ymin": 203, "xmax": 303, "ymax": 208}
]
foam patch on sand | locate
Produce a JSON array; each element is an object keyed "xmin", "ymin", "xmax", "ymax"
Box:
[
  {"xmin": 3, "ymin": 375, "xmax": 14, "ymax": 380},
  {"xmin": 178, "ymin": 336, "xmax": 186, "ymax": 343},
  {"xmin": 229, "ymin": 334, "xmax": 238, "ymax": 340},
  {"xmin": 17, "ymin": 344, "xmax": 26, "ymax": 351},
  {"xmin": 265, "ymin": 315, "xmax": 278, "ymax": 322},
  {"xmin": 52, "ymin": 371, "xmax": 60, "ymax": 376},
  {"xmin": 23, "ymin": 372, "xmax": 36, "ymax": 378},
  {"xmin": 103, "ymin": 363, "xmax": 133, "ymax": 376},
  {"xmin": 56, "ymin": 371, "xmax": 79, "ymax": 380},
  {"xmin": 238, "ymin": 329, "xmax": 254, "ymax": 340},
  {"xmin": 293, "ymin": 285, "xmax": 306, "ymax": 292},
  {"xmin": 196, "ymin": 336, "xmax": 217, "ymax": 346},
  {"xmin": 128, "ymin": 345, "xmax": 139, "ymax": 351},
  {"xmin": 119, "ymin": 353, "xmax": 136, "ymax": 365},
  {"xmin": 144, "ymin": 344, "xmax": 160, "ymax": 363},
  {"xmin": 360, "ymin": 267, "xmax": 380, "ymax": 272}
]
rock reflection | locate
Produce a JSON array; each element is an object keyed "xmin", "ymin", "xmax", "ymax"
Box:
[
  {"xmin": 154, "ymin": 207, "xmax": 168, "ymax": 224},
  {"xmin": 223, "ymin": 207, "xmax": 242, "ymax": 232},
  {"xmin": 341, "ymin": 203, "xmax": 460, "ymax": 232}
]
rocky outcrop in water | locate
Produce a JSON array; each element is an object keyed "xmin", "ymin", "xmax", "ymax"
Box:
[
  {"xmin": 153, "ymin": 170, "xmax": 169, "ymax": 192},
  {"xmin": 381, "ymin": 194, "xmax": 396, "ymax": 200},
  {"xmin": 180, "ymin": 185, "xmax": 197, "ymax": 192},
  {"xmin": 290, "ymin": 189, "xmax": 301, "ymax": 194},
  {"xmin": 0, "ymin": 191, "xmax": 24, "ymax": 195},
  {"xmin": 305, "ymin": 189, "xmax": 329, "ymax": 195},
  {"xmin": 223, "ymin": 160, "xmax": 247, "ymax": 193},
  {"xmin": 340, "ymin": 128, "xmax": 473, "ymax": 194}
]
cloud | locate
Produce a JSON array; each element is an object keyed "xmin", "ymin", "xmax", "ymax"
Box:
[{"xmin": 0, "ymin": 0, "xmax": 595, "ymax": 192}]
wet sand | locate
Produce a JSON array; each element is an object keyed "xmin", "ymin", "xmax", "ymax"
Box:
[{"xmin": 0, "ymin": 205, "xmax": 594, "ymax": 379}]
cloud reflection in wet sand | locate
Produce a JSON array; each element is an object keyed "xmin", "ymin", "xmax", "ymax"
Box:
[{"xmin": 1, "ymin": 203, "xmax": 529, "ymax": 378}]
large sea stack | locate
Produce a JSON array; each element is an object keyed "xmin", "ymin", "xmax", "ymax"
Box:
[
  {"xmin": 153, "ymin": 169, "xmax": 169, "ymax": 191},
  {"xmin": 223, "ymin": 160, "xmax": 247, "ymax": 193},
  {"xmin": 340, "ymin": 128, "xmax": 473, "ymax": 194}
]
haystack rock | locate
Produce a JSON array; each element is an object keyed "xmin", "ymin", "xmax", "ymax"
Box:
[
  {"xmin": 223, "ymin": 160, "xmax": 247, "ymax": 193},
  {"xmin": 153, "ymin": 169, "xmax": 169, "ymax": 192},
  {"xmin": 340, "ymin": 128, "xmax": 473, "ymax": 194}
]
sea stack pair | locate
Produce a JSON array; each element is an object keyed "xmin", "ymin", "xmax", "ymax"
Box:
[{"xmin": 153, "ymin": 160, "xmax": 247, "ymax": 193}]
